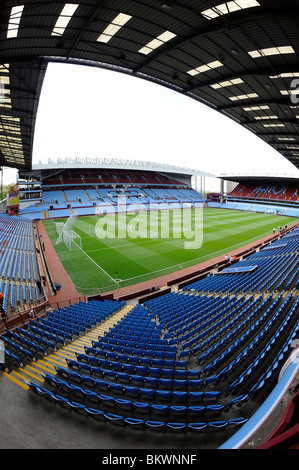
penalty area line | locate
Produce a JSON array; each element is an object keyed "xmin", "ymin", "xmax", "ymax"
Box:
[{"xmin": 76, "ymin": 243, "xmax": 116, "ymax": 284}]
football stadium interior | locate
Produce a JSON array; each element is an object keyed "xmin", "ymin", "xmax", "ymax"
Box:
[{"xmin": 1, "ymin": 0, "xmax": 299, "ymax": 452}]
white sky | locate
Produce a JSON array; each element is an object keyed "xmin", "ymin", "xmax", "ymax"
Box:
[{"xmin": 4, "ymin": 62, "xmax": 299, "ymax": 188}]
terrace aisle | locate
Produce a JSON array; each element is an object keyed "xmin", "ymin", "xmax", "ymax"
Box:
[{"xmin": 2, "ymin": 304, "xmax": 134, "ymax": 390}]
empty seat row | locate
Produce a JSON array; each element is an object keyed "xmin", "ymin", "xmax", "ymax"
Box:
[
  {"xmin": 83, "ymin": 346, "xmax": 186, "ymax": 369},
  {"xmin": 67, "ymin": 358, "xmax": 206, "ymax": 391},
  {"xmin": 62, "ymin": 362, "xmax": 219, "ymax": 401},
  {"xmin": 42, "ymin": 371, "xmax": 224, "ymax": 419},
  {"xmin": 226, "ymin": 296, "xmax": 299, "ymax": 396},
  {"xmin": 26, "ymin": 379, "xmax": 246, "ymax": 433}
]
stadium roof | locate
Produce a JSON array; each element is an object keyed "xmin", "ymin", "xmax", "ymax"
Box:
[
  {"xmin": 1, "ymin": 0, "xmax": 299, "ymax": 172},
  {"xmin": 27, "ymin": 156, "xmax": 214, "ymax": 178},
  {"xmin": 220, "ymin": 172, "xmax": 299, "ymax": 185}
]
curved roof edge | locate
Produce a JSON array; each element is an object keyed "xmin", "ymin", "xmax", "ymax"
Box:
[
  {"xmin": 32, "ymin": 157, "xmax": 216, "ymax": 178},
  {"xmin": 219, "ymin": 172, "xmax": 299, "ymax": 185}
]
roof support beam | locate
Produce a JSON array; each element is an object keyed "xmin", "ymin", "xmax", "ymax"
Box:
[
  {"xmin": 184, "ymin": 67, "xmax": 299, "ymax": 93},
  {"xmin": 256, "ymin": 131, "xmax": 299, "ymax": 137},
  {"xmin": 66, "ymin": 2, "xmax": 106, "ymax": 59},
  {"xmin": 243, "ymin": 118, "xmax": 299, "ymax": 125},
  {"xmin": 218, "ymin": 98, "xmax": 293, "ymax": 112},
  {"xmin": 132, "ymin": 8, "xmax": 299, "ymax": 75}
]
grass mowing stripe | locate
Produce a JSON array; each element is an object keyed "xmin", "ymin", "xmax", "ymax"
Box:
[
  {"xmin": 43, "ymin": 208, "xmax": 298, "ymax": 294},
  {"xmin": 74, "ymin": 242, "xmax": 116, "ymax": 283}
]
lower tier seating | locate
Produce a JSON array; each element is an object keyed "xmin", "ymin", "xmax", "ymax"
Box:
[{"xmin": 2, "ymin": 225, "xmax": 299, "ymax": 434}]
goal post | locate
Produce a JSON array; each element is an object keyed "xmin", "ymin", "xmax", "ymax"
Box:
[
  {"xmin": 55, "ymin": 222, "xmax": 65, "ymax": 235},
  {"xmin": 55, "ymin": 222, "xmax": 82, "ymax": 252},
  {"xmin": 62, "ymin": 229, "xmax": 82, "ymax": 252}
]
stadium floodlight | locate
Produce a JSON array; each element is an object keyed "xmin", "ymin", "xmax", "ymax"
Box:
[
  {"xmin": 201, "ymin": 0, "xmax": 260, "ymax": 20},
  {"xmin": 97, "ymin": 13, "xmax": 132, "ymax": 43},
  {"xmin": 254, "ymin": 115, "xmax": 279, "ymax": 120},
  {"xmin": 138, "ymin": 30, "xmax": 177, "ymax": 55},
  {"xmin": 229, "ymin": 93, "xmax": 259, "ymax": 101},
  {"xmin": 270, "ymin": 73, "xmax": 299, "ymax": 79},
  {"xmin": 51, "ymin": 3, "xmax": 79, "ymax": 36},
  {"xmin": 248, "ymin": 46, "xmax": 295, "ymax": 58},
  {"xmin": 187, "ymin": 60, "xmax": 223, "ymax": 76},
  {"xmin": 280, "ymin": 89, "xmax": 299, "ymax": 96},
  {"xmin": 211, "ymin": 78, "xmax": 244, "ymax": 89},
  {"xmin": 263, "ymin": 123, "xmax": 285, "ymax": 128},
  {"xmin": 243, "ymin": 105, "xmax": 270, "ymax": 111},
  {"xmin": 7, "ymin": 5, "xmax": 24, "ymax": 39}
]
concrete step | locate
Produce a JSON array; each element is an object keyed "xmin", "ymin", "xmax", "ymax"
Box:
[{"xmin": 2, "ymin": 304, "xmax": 133, "ymax": 389}]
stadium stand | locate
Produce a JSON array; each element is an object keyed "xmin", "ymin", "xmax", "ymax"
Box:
[
  {"xmin": 2, "ymin": 0, "xmax": 299, "ymax": 449},
  {"xmin": 19, "ymin": 169, "xmax": 204, "ymax": 220},
  {"xmin": 1, "ymin": 167, "xmax": 299, "ymax": 450},
  {"xmin": 1, "ymin": 159, "xmax": 299, "ymax": 452},
  {"xmin": 0, "ymin": 213, "xmax": 44, "ymax": 314},
  {"xmin": 207, "ymin": 182, "xmax": 299, "ymax": 218},
  {"xmin": 230, "ymin": 184, "xmax": 299, "ymax": 203},
  {"xmin": 1, "ymin": 223, "xmax": 299, "ymax": 447}
]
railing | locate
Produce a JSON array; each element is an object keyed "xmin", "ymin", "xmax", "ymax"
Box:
[
  {"xmin": 48, "ymin": 295, "xmax": 87, "ymax": 311},
  {"xmin": 0, "ymin": 294, "xmax": 92, "ymax": 334},
  {"xmin": 0, "ymin": 295, "xmax": 48, "ymax": 334},
  {"xmin": 34, "ymin": 221, "xmax": 57, "ymax": 297}
]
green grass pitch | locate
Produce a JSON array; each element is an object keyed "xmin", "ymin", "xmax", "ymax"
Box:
[{"xmin": 42, "ymin": 208, "xmax": 298, "ymax": 295}]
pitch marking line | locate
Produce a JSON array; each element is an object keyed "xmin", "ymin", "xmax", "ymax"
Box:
[{"xmin": 76, "ymin": 242, "xmax": 116, "ymax": 284}]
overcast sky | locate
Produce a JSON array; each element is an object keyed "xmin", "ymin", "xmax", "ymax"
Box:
[{"xmin": 4, "ymin": 62, "xmax": 299, "ymax": 187}]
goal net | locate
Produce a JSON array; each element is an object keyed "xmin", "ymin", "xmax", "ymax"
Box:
[
  {"xmin": 55, "ymin": 222, "xmax": 65, "ymax": 235},
  {"xmin": 62, "ymin": 229, "xmax": 82, "ymax": 252},
  {"xmin": 55, "ymin": 222, "xmax": 82, "ymax": 252}
]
